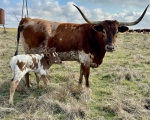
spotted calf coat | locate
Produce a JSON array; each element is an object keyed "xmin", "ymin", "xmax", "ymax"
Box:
[
  {"xmin": 10, "ymin": 53, "xmax": 61, "ymax": 82},
  {"xmin": 9, "ymin": 52, "xmax": 61, "ymax": 105}
]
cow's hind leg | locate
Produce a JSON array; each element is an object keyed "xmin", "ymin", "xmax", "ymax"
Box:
[{"xmin": 9, "ymin": 80, "xmax": 19, "ymax": 105}]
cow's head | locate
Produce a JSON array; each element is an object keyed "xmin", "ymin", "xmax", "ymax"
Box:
[
  {"xmin": 73, "ymin": 4, "xmax": 149, "ymax": 52},
  {"xmin": 93, "ymin": 20, "xmax": 128, "ymax": 51}
]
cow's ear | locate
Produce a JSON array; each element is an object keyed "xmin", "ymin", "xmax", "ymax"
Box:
[
  {"xmin": 118, "ymin": 26, "xmax": 129, "ymax": 33},
  {"xmin": 93, "ymin": 25, "xmax": 103, "ymax": 32}
]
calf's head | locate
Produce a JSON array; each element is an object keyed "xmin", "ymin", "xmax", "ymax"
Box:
[
  {"xmin": 46, "ymin": 52, "xmax": 62, "ymax": 64},
  {"xmin": 45, "ymin": 48, "xmax": 62, "ymax": 65}
]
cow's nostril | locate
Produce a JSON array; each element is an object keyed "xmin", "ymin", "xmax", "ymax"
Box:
[
  {"xmin": 105, "ymin": 45, "xmax": 115, "ymax": 51},
  {"xmin": 109, "ymin": 46, "xmax": 114, "ymax": 49}
]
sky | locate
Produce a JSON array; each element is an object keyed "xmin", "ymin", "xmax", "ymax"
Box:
[{"xmin": 1, "ymin": 0, "xmax": 150, "ymax": 29}]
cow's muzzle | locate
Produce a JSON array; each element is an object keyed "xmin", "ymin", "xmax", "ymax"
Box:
[{"xmin": 105, "ymin": 45, "xmax": 115, "ymax": 52}]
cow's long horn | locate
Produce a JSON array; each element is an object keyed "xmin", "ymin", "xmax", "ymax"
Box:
[
  {"xmin": 73, "ymin": 4, "xmax": 102, "ymax": 24},
  {"xmin": 74, "ymin": 4, "xmax": 150, "ymax": 26},
  {"xmin": 119, "ymin": 4, "xmax": 150, "ymax": 26}
]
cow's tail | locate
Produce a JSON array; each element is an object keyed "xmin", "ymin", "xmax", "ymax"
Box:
[{"xmin": 14, "ymin": 26, "xmax": 21, "ymax": 56}]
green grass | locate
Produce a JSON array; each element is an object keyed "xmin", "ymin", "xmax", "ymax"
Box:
[{"xmin": 1, "ymin": 28, "xmax": 150, "ymax": 119}]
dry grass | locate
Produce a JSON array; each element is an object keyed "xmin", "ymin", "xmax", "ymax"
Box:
[{"xmin": 1, "ymin": 28, "xmax": 150, "ymax": 119}]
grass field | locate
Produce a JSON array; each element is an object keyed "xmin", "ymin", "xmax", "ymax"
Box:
[{"xmin": 0, "ymin": 28, "xmax": 150, "ymax": 120}]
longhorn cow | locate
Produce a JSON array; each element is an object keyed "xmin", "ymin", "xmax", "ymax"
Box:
[{"xmin": 14, "ymin": 4, "xmax": 149, "ymax": 89}]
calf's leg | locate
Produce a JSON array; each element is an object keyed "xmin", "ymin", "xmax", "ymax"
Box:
[
  {"xmin": 25, "ymin": 72, "xmax": 30, "ymax": 87},
  {"xmin": 9, "ymin": 80, "xmax": 19, "ymax": 105},
  {"xmin": 35, "ymin": 73, "xmax": 40, "ymax": 89},
  {"xmin": 41, "ymin": 75, "xmax": 49, "ymax": 89},
  {"xmin": 16, "ymin": 84, "xmax": 22, "ymax": 91}
]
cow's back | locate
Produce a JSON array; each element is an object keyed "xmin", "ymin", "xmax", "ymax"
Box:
[{"xmin": 20, "ymin": 18, "xmax": 60, "ymax": 54}]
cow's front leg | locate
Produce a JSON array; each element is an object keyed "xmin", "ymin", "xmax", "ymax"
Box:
[
  {"xmin": 79, "ymin": 64, "xmax": 92, "ymax": 102},
  {"xmin": 82, "ymin": 64, "xmax": 90, "ymax": 88},
  {"xmin": 78, "ymin": 63, "xmax": 84, "ymax": 90},
  {"xmin": 78, "ymin": 63, "xmax": 90, "ymax": 90}
]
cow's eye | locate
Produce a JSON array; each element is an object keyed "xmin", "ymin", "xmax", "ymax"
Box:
[{"xmin": 102, "ymin": 30, "xmax": 106, "ymax": 34}]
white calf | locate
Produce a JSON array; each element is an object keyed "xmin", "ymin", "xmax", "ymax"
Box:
[{"xmin": 9, "ymin": 50, "xmax": 62, "ymax": 105}]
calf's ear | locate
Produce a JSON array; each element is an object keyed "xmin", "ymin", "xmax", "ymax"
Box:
[
  {"xmin": 118, "ymin": 26, "xmax": 129, "ymax": 33},
  {"xmin": 46, "ymin": 53, "xmax": 51, "ymax": 57},
  {"xmin": 50, "ymin": 48, "xmax": 56, "ymax": 53}
]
